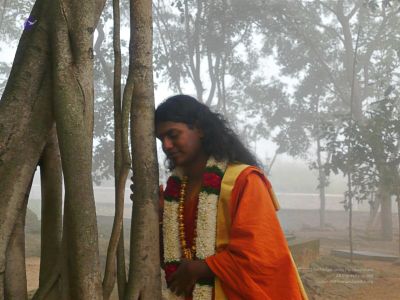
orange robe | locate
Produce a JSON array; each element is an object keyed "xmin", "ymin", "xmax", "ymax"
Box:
[{"xmin": 205, "ymin": 166, "xmax": 306, "ymax": 300}]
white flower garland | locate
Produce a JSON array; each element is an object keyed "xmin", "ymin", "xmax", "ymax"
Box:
[{"xmin": 162, "ymin": 157, "xmax": 228, "ymax": 300}]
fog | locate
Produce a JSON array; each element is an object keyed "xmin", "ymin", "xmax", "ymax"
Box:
[{"xmin": 1, "ymin": 0, "xmax": 399, "ymax": 298}]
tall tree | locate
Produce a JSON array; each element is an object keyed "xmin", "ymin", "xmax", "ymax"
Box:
[
  {"xmin": 0, "ymin": 1, "xmax": 58, "ymax": 297},
  {"xmin": 102, "ymin": 0, "xmax": 131, "ymax": 299},
  {"xmin": 1, "ymin": 0, "xmax": 104, "ymax": 298},
  {"xmin": 125, "ymin": 0, "xmax": 160, "ymax": 298},
  {"xmin": 255, "ymin": 0, "xmax": 400, "ymax": 232},
  {"xmin": 153, "ymin": 0, "xmax": 260, "ymax": 108},
  {"xmin": 1, "ymin": 0, "xmax": 160, "ymax": 298}
]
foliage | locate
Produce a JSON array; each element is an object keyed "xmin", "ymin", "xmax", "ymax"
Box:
[
  {"xmin": 323, "ymin": 94, "xmax": 400, "ymax": 208},
  {"xmin": 153, "ymin": 0, "xmax": 261, "ymax": 105},
  {"xmin": 153, "ymin": 0, "xmax": 284, "ymax": 148},
  {"xmin": 250, "ymin": 0, "xmax": 400, "ymax": 210},
  {"xmin": 0, "ymin": 0, "xmax": 34, "ymax": 41},
  {"xmin": 0, "ymin": 0, "xmax": 34, "ymax": 93}
]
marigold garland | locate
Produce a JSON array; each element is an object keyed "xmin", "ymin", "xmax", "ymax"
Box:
[
  {"xmin": 162, "ymin": 157, "xmax": 227, "ymax": 300},
  {"xmin": 178, "ymin": 176, "xmax": 197, "ymax": 260}
]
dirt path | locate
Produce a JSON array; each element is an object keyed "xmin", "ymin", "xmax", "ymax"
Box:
[
  {"xmin": 346, "ymin": 260, "xmax": 400, "ymax": 300},
  {"xmin": 294, "ymin": 225, "xmax": 400, "ymax": 300},
  {"xmin": 27, "ymin": 256, "xmax": 400, "ymax": 299},
  {"xmin": 26, "ymin": 257, "xmax": 40, "ymax": 295},
  {"xmin": 26, "ymin": 222, "xmax": 400, "ymax": 299}
]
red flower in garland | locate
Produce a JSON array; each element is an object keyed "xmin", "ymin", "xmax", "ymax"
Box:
[
  {"xmin": 203, "ymin": 172, "xmax": 222, "ymax": 190},
  {"xmin": 164, "ymin": 263, "xmax": 179, "ymax": 283},
  {"xmin": 164, "ymin": 177, "xmax": 180, "ymax": 199}
]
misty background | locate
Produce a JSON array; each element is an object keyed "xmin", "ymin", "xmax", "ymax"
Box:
[{"xmin": 1, "ymin": 0, "xmax": 399, "ymax": 298}]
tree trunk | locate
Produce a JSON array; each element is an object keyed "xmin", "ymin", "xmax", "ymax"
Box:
[
  {"xmin": 125, "ymin": 0, "xmax": 160, "ymax": 299},
  {"xmin": 49, "ymin": 0, "xmax": 106, "ymax": 298},
  {"xmin": 117, "ymin": 233, "xmax": 127, "ymax": 300},
  {"xmin": 184, "ymin": 0, "xmax": 204, "ymax": 103},
  {"xmin": 0, "ymin": 2, "xmax": 54, "ymax": 298},
  {"xmin": 347, "ymin": 172, "xmax": 354, "ymax": 264},
  {"xmin": 317, "ymin": 136, "xmax": 327, "ymax": 229},
  {"xmin": 34, "ymin": 127, "xmax": 63, "ymax": 299},
  {"xmin": 379, "ymin": 185, "xmax": 393, "ymax": 240},
  {"xmin": 397, "ymin": 195, "xmax": 400, "ymax": 257},
  {"xmin": 366, "ymin": 194, "xmax": 380, "ymax": 236},
  {"xmin": 102, "ymin": 0, "xmax": 130, "ymax": 297},
  {"xmin": 1, "ymin": 0, "xmax": 111, "ymax": 298},
  {"xmin": 368, "ymin": 145, "xmax": 395, "ymax": 240},
  {"xmin": 5, "ymin": 179, "xmax": 31, "ymax": 300},
  {"xmin": 336, "ymin": 2, "xmax": 363, "ymax": 121}
]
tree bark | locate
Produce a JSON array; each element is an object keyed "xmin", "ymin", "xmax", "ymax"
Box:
[
  {"xmin": 49, "ymin": 0, "xmax": 106, "ymax": 298},
  {"xmin": 347, "ymin": 172, "xmax": 354, "ymax": 264},
  {"xmin": 317, "ymin": 137, "xmax": 327, "ymax": 229},
  {"xmin": 314, "ymin": 98, "xmax": 327, "ymax": 229},
  {"xmin": 379, "ymin": 185, "xmax": 393, "ymax": 240},
  {"xmin": 1, "ymin": 0, "xmax": 107, "ymax": 298},
  {"xmin": 34, "ymin": 126, "xmax": 63, "ymax": 299},
  {"xmin": 125, "ymin": 0, "xmax": 160, "ymax": 299},
  {"xmin": 116, "ymin": 233, "xmax": 126, "ymax": 300},
  {"xmin": 336, "ymin": 1, "xmax": 363, "ymax": 121},
  {"xmin": 397, "ymin": 195, "xmax": 400, "ymax": 257},
  {"xmin": 102, "ymin": 0, "xmax": 131, "ymax": 297},
  {"xmin": 366, "ymin": 194, "xmax": 380, "ymax": 236},
  {"xmin": 0, "ymin": 2, "xmax": 54, "ymax": 298},
  {"xmin": 5, "ymin": 179, "xmax": 31, "ymax": 300}
]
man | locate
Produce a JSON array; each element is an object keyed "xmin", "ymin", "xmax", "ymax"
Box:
[{"xmin": 156, "ymin": 95, "xmax": 308, "ymax": 300}]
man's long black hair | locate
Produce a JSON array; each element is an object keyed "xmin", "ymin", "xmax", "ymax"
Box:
[{"xmin": 155, "ymin": 94, "xmax": 259, "ymax": 169}]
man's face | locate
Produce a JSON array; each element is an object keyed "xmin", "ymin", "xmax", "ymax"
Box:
[{"xmin": 156, "ymin": 121, "xmax": 204, "ymax": 167}]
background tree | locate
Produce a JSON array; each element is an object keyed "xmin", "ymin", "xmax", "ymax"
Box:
[
  {"xmin": 125, "ymin": 0, "xmax": 160, "ymax": 297},
  {"xmin": 154, "ymin": 0, "xmax": 259, "ymax": 107},
  {"xmin": 253, "ymin": 0, "xmax": 400, "ymax": 231},
  {"xmin": 324, "ymin": 94, "xmax": 400, "ymax": 242},
  {"xmin": 152, "ymin": 0, "xmax": 301, "ymax": 177}
]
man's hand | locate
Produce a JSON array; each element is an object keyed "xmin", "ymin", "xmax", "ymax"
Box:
[{"xmin": 168, "ymin": 259, "xmax": 214, "ymax": 296}]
